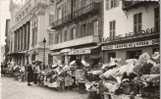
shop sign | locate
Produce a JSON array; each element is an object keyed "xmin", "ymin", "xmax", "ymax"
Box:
[
  {"xmin": 102, "ymin": 39, "xmax": 159, "ymax": 51},
  {"xmin": 68, "ymin": 48, "xmax": 91, "ymax": 55},
  {"xmin": 60, "ymin": 49, "xmax": 71, "ymax": 53}
]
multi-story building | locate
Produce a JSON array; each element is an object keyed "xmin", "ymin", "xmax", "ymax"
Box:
[
  {"xmin": 49, "ymin": 0, "xmax": 103, "ymax": 65},
  {"xmin": 9, "ymin": 0, "xmax": 54, "ymax": 65},
  {"xmin": 102, "ymin": 0, "xmax": 160, "ymax": 63}
]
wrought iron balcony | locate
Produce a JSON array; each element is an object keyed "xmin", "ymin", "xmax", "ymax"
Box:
[
  {"xmin": 122, "ymin": 0, "xmax": 159, "ymax": 11},
  {"xmin": 72, "ymin": 2, "xmax": 100, "ymax": 20},
  {"xmin": 51, "ymin": 2, "xmax": 100, "ymax": 29},
  {"xmin": 52, "ymin": 14, "xmax": 72, "ymax": 29},
  {"xmin": 108, "ymin": 28, "xmax": 159, "ymax": 42}
]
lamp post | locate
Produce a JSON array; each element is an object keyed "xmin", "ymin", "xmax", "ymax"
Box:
[{"xmin": 43, "ymin": 38, "xmax": 46, "ymax": 69}]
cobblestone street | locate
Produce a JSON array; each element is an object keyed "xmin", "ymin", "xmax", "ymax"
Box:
[{"xmin": 1, "ymin": 77, "xmax": 88, "ymax": 99}]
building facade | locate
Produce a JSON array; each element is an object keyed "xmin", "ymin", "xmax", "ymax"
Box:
[
  {"xmin": 102, "ymin": 0, "xmax": 160, "ymax": 63},
  {"xmin": 9, "ymin": 0, "xmax": 54, "ymax": 65},
  {"xmin": 49, "ymin": 0, "xmax": 103, "ymax": 65}
]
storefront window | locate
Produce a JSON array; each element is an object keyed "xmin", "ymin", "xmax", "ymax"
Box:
[{"xmin": 126, "ymin": 50, "xmax": 142, "ymax": 59}]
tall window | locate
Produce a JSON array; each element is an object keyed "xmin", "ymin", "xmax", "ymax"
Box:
[
  {"xmin": 58, "ymin": 31, "xmax": 62, "ymax": 43},
  {"xmin": 32, "ymin": 20, "xmax": 38, "ymax": 47},
  {"xmin": 94, "ymin": 20, "xmax": 99, "ymax": 36},
  {"xmin": 154, "ymin": 7, "xmax": 160, "ymax": 32},
  {"xmin": 109, "ymin": 20, "xmax": 116, "ymax": 40},
  {"xmin": 64, "ymin": 30, "xmax": 67, "ymax": 41},
  {"xmin": 71, "ymin": 27, "xmax": 76, "ymax": 40},
  {"xmin": 49, "ymin": 14, "xmax": 54, "ymax": 25},
  {"xmin": 134, "ymin": 13, "xmax": 142, "ymax": 33},
  {"xmin": 55, "ymin": 32, "xmax": 59, "ymax": 44},
  {"xmin": 106, "ymin": 0, "xmax": 119, "ymax": 10},
  {"xmin": 81, "ymin": 24, "xmax": 87, "ymax": 37},
  {"xmin": 57, "ymin": 8, "xmax": 62, "ymax": 20},
  {"xmin": 49, "ymin": 33, "xmax": 54, "ymax": 45}
]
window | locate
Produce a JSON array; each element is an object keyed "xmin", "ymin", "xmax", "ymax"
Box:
[
  {"xmin": 58, "ymin": 31, "xmax": 62, "ymax": 43},
  {"xmin": 32, "ymin": 20, "xmax": 38, "ymax": 47},
  {"xmin": 49, "ymin": 33, "xmax": 54, "ymax": 45},
  {"xmin": 71, "ymin": 27, "xmax": 76, "ymax": 40},
  {"xmin": 106, "ymin": 0, "xmax": 119, "ymax": 10},
  {"xmin": 109, "ymin": 20, "xmax": 116, "ymax": 40},
  {"xmin": 134, "ymin": 13, "xmax": 142, "ymax": 33},
  {"xmin": 64, "ymin": 30, "xmax": 67, "ymax": 41},
  {"xmin": 57, "ymin": 8, "xmax": 62, "ymax": 20},
  {"xmin": 94, "ymin": 20, "xmax": 99, "ymax": 36},
  {"xmin": 55, "ymin": 32, "xmax": 59, "ymax": 44},
  {"xmin": 81, "ymin": 24, "xmax": 87, "ymax": 37},
  {"xmin": 154, "ymin": 7, "xmax": 160, "ymax": 32},
  {"xmin": 49, "ymin": 14, "xmax": 54, "ymax": 25}
]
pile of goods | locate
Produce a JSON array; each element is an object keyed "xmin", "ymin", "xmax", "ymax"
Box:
[
  {"xmin": 12, "ymin": 65, "xmax": 26, "ymax": 81},
  {"xmin": 100, "ymin": 52, "xmax": 160, "ymax": 99},
  {"xmin": 39, "ymin": 62, "xmax": 76, "ymax": 90}
]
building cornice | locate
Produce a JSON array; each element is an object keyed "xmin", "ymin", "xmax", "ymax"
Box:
[{"xmin": 11, "ymin": 1, "xmax": 49, "ymax": 31}]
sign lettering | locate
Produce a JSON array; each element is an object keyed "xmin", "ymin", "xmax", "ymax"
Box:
[{"xmin": 102, "ymin": 39, "xmax": 159, "ymax": 51}]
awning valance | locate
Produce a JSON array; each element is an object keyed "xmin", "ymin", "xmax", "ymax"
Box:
[{"xmin": 68, "ymin": 46, "xmax": 99, "ymax": 55}]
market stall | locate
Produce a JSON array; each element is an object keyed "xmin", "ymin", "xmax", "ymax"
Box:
[{"xmin": 101, "ymin": 52, "xmax": 160, "ymax": 99}]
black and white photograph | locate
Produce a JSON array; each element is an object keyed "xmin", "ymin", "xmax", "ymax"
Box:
[{"xmin": 0, "ymin": 0, "xmax": 160, "ymax": 99}]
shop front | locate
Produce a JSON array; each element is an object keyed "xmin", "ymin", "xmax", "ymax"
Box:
[
  {"xmin": 68, "ymin": 46, "xmax": 101, "ymax": 67},
  {"xmin": 102, "ymin": 38, "xmax": 160, "ymax": 63}
]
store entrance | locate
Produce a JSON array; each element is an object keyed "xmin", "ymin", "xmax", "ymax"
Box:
[
  {"xmin": 108, "ymin": 52, "xmax": 116, "ymax": 62},
  {"xmin": 126, "ymin": 50, "xmax": 142, "ymax": 59}
]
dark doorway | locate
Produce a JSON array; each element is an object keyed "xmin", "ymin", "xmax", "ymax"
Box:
[
  {"xmin": 108, "ymin": 52, "xmax": 116, "ymax": 61},
  {"xmin": 126, "ymin": 50, "xmax": 142, "ymax": 59}
]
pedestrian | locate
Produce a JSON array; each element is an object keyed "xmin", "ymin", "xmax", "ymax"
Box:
[
  {"xmin": 33, "ymin": 63, "xmax": 40, "ymax": 84},
  {"xmin": 26, "ymin": 63, "xmax": 33, "ymax": 86}
]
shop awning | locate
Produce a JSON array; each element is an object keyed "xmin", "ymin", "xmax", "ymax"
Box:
[
  {"xmin": 68, "ymin": 46, "xmax": 100, "ymax": 55},
  {"xmin": 50, "ymin": 52, "xmax": 62, "ymax": 56},
  {"xmin": 60, "ymin": 49, "xmax": 71, "ymax": 53}
]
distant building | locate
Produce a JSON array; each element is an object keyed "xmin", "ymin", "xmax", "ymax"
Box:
[
  {"xmin": 49, "ymin": 0, "xmax": 103, "ymax": 65},
  {"xmin": 102, "ymin": 0, "xmax": 160, "ymax": 63},
  {"xmin": 9, "ymin": 0, "xmax": 54, "ymax": 65}
]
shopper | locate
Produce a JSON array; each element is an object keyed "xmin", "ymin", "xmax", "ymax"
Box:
[
  {"xmin": 26, "ymin": 63, "xmax": 33, "ymax": 86},
  {"xmin": 33, "ymin": 63, "xmax": 40, "ymax": 84}
]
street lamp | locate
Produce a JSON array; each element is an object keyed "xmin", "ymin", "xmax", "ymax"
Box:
[{"xmin": 43, "ymin": 38, "xmax": 46, "ymax": 69}]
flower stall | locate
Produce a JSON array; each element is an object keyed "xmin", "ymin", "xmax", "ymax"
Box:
[{"xmin": 102, "ymin": 52, "xmax": 160, "ymax": 99}]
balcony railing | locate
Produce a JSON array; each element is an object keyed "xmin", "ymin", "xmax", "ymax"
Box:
[
  {"xmin": 105, "ymin": 28, "xmax": 159, "ymax": 42},
  {"xmin": 52, "ymin": 14, "xmax": 72, "ymax": 29},
  {"xmin": 72, "ymin": 2, "xmax": 100, "ymax": 20},
  {"xmin": 122, "ymin": 0, "xmax": 159, "ymax": 11},
  {"xmin": 50, "ymin": 35, "xmax": 100, "ymax": 50},
  {"xmin": 52, "ymin": 2, "xmax": 100, "ymax": 29}
]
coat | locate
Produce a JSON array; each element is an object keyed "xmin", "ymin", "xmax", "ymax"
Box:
[{"xmin": 27, "ymin": 64, "xmax": 33, "ymax": 82}]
